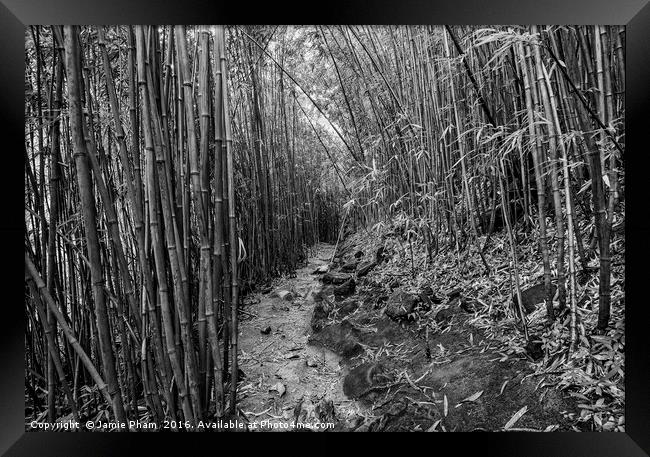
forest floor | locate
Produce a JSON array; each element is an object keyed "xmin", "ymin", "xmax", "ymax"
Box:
[{"xmin": 236, "ymin": 219, "xmax": 625, "ymax": 432}]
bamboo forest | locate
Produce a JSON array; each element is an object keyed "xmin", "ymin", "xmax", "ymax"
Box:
[{"xmin": 24, "ymin": 25, "xmax": 625, "ymax": 432}]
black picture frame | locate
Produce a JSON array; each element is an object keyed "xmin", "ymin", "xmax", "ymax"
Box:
[{"xmin": 4, "ymin": 1, "xmax": 649, "ymax": 455}]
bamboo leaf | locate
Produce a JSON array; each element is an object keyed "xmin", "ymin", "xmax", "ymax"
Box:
[
  {"xmin": 504, "ymin": 406, "xmax": 528, "ymax": 430},
  {"xmin": 460, "ymin": 390, "xmax": 484, "ymax": 403}
]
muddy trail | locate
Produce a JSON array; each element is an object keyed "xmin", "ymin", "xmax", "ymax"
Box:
[{"xmin": 237, "ymin": 240, "xmax": 581, "ymax": 432}]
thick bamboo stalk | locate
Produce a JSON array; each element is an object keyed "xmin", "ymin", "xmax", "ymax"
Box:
[{"xmin": 63, "ymin": 25, "xmax": 128, "ymax": 425}]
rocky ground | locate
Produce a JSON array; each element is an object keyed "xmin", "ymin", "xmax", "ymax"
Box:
[{"xmin": 236, "ymin": 219, "xmax": 625, "ymax": 432}]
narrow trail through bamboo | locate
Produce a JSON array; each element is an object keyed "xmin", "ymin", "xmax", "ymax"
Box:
[{"xmin": 237, "ymin": 243, "xmax": 366, "ymax": 429}]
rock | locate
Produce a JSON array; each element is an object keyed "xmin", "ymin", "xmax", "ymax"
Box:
[
  {"xmin": 277, "ymin": 290, "xmax": 294, "ymax": 302},
  {"xmin": 311, "ymin": 300, "xmax": 333, "ymax": 331},
  {"xmin": 335, "ymin": 299, "xmax": 359, "ymax": 317},
  {"xmin": 341, "ymin": 261, "xmax": 359, "ymax": 273},
  {"xmin": 261, "ymin": 326, "xmax": 272, "ymax": 335},
  {"xmin": 334, "ymin": 278, "xmax": 356, "ymax": 297},
  {"xmin": 312, "ymin": 264, "xmax": 330, "ymax": 274},
  {"xmin": 356, "ymin": 261, "xmax": 377, "ymax": 278},
  {"xmin": 308, "ymin": 320, "xmax": 363, "ymax": 358},
  {"xmin": 384, "ymin": 291, "xmax": 419, "ymax": 320},
  {"xmin": 322, "ymin": 272, "xmax": 352, "ymax": 285},
  {"xmin": 355, "ymin": 317, "xmax": 411, "ymax": 348},
  {"xmin": 343, "ymin": 363, "xmax": 386, "ymax": 399},
  {"xmin": 306, "ymin": 359, "xmax": 318, "ymax": 368},
  {"xmin": 434, "ymin": 307, "xmax": 455, "ymax": 325},
  {"xmin": 311, "ymin": 297, "xmax": 358, "ymax": 330},
  {"xmin": 513, "ymin": 283, "xmax": 558, "ymax": 314}
]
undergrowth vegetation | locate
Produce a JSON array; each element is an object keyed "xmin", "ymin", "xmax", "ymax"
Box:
[{"xmin": 340, "ymin": 212, "xmax": 625, "ymax": 431}]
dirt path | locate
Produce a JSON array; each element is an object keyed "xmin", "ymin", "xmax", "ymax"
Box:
[
  {"xmin": 237, "ymin": 238, "xmax": 582, "ymax": 432},
  {"xmin": 237, "ymin": 243, "xmax": 363, "ymax": 431}
]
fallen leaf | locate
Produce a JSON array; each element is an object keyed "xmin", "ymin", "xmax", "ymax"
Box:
[
  {"xmin": 504, "ymin": 405, "xmax": 528, "ymax": 430},
  {"xmin": 499, "ymin": 380, "xmax": 509, "ymax": 396},
  {"xmin": 460, "ymin": 390, "xmax": 484, "ymax": 403}
]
